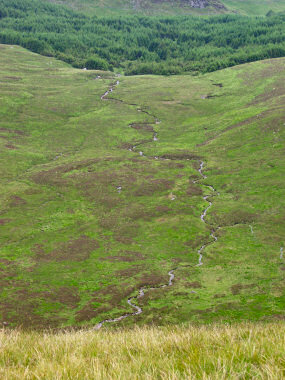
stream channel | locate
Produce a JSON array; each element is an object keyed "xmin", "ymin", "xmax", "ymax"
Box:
[{"xmin": 95, "ymin": 80, "xmax": 219, "ymax": 329}]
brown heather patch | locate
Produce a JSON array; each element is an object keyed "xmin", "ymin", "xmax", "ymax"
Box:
[
  {"xmin": 0, "ymin": 287, "xmax": 66, "ymax": 329},
  {"xmin": 122, "ymin": 204, "xmax": 156, "ymax": 221},
  {"xmin": 184, "ymin": 234, "xmax": 208, "ymax": 249},
  {"xmin": 75, "ymin": 303, "xmax": 111, "ymax": 323},
  {"xmin": 114, "ymin": 222, "xmax": 139, "ymax": 244},
  {"xmin": 100, "ymin": 251, "xmax": 145, "ymax": 262},
  {"xmin": 31, "ymin": 159, "xmax": 101, "ymax": 185},
  {"xmin": 215, "ymin": 302, "xmax": 239, "ymax": 311},
  {"xmin": 96, "ymin": 195, "xmax": 121, "ymax": 210},
  {"xmin": 134, "ymin": 178, "xmax": 173, "ymax": 196},
  {"xmin": 156, "ymin": 205, "xmax": 170, "ymax": 213},
  {"xmin": 0, "ymin": 219, "xmax": 11, "ymax": 225},
  {"xmin": 98, "ymin": 214, "xmax": 119, "ymax": 230},
  {"xmin": 186, "ymin": 183, "xmax": 203, "ymax": 196},
  {"xmin": 34, "ymin": 236, "xmax": 99, "ymax": 262},
  {"xmin": 261, "ymin": 115, "xmax": 285, "ymax": 133},
  {"xmin": 249, "ymin": 81, "xmax": 285, "ymax": 106},
  {"xmin": 0, "ymin": 259, "xmax": 17, "ymax": 287},
  {"xmin": 196, "ymin": 308, "xmax": 215, "ymax": 315},
  {"xmin": 211, "ymin": 209, "xmax": 257, "ymax": 227},
  {"xmin": 160, "ymin": 152, "xmax": 199, "ymax": 161},
  {"xmin": 0, "ymin": 127, "xmax": 26, "ymax": 136},
  {"xmin": 119, "ymin": 142, "xmax": 134, "ymax": 150},
  {"xmin": 5, "ymin": 144, "xmax": 17, "ymax": 149},
  {"xmin": 75, "ymin": 282, "xmax": 136, "ymax": 322},
  {"xmin": 3, "ymin": 76, "xmax": 22, "ymax": 81},
  {"xmin": 213, "ymin": 293, "xmax": 226, "ymax": 299},
  {"xmin": 53, "ymin": 287, "xmax": 80, "ymax": 309},
  {"xmin": 231, "ymin": 283, "xmax": 255, "ymax": 296},
  {"xmin": 9, "ymin": 195, "xmax": 26, "ymax": 207},
  {"xmin": 138, "ymin": 272, "xmax": 168, "ymax": 288},
  {"xmin": 186, "ymin": 281, "xmax": 202, "ymax": 289},
  {"xmin": 115, "ymin": 265, "xmax": 144, "ymax": 278},
  {"xmin": 130, "ymin": 123, "xmax": 154, "ymax": 132},
  {"xmin": 166, "ymin": 161, "xmax": 185, "ymax": 169}
]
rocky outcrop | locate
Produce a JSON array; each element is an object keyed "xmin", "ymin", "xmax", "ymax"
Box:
[{"xmin": 184, "ymin": 0, "xmax": 226, "ymax": 9}]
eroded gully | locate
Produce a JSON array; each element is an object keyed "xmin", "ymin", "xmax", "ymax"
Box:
[{"xmin": 94, "ymin": 80, "xmax": 219, "ymax": 330}]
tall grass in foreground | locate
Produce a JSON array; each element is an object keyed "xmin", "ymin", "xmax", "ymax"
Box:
[{"xmin": 0, "ymin": 323, "xmax": 284, "ymax": 379}]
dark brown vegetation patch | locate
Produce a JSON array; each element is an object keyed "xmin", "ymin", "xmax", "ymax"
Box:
[
  {"xmin": 9, "ymin": 195, "xmax": 26, "ymax": 207},
  {"xmin": 160, "ymin": 152, "xmax": 199, "ymax": 161},
  {"xmin": 0, "ymin": 127, "xmax": 26, "ymax": 136},
  {"xmin": 231, "ymin": 283, "xmax": 255, "ymax": 295},
  {"xmin": 5, "ymin": 144, "xmax": 17, "ymax": 149},
  {"xmin": 34, "ymin": 236, "xmax": 99, "ymax": 262},
  {"xmin": 213, "ymin": 293, "xmax": 226, "ymax": 298},
  {"xmin": 115, "ymin": 265, "xmax": 144, "ymax": 278},
  {"xmin": 122, "ymin": 204, "xmax": 156, "ymax": 221},
  {"xmin": 134, "ymin": 178, "xmax": 173, "ymax": 196},
  {"xmin": 0, "ymin": 219, "xmax": 11, "ymax": 225},
  {"xmin": 130, "ymin": 123, "xmax": 154, "ymax": 132},
  {"xmin": 53, "ymin": 287, "xmax": 80, "ymax": 308},
  {"xmin": 100, "ymin": 251, "xmax": 145, "ymax": 262},
  {"xmin": 186, "ymin": 183, "xmax": 203, "ymax": 196},
  {"xmin": 212, "ymin": 209, "xmax": 257, "ymax": 227},
  {"xmin": 0, "ymin": 286, "xmax": 66, "ymax": 329},
  {"xmin": 156, "ymin": 205, "xmax": 170, "ymax": 213},
  {"xmin": 184, "ymin": 234, "xmax": 208, "ymax": 249},
  {"xmin": 75, "ymin": 282, "xmax": 135, "ymax": 322},
  {"xmin": 138, "ymin": 272, "xmax": 167, "ymax": 288},
  {"xmin": 186, "ymin": 281, "xmax": 202, "ymax": 288}
]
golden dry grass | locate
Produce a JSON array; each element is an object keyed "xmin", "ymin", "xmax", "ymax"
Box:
[{"xmin": 0, "ymin": 323, "xmax": 284, "ymax": 379}]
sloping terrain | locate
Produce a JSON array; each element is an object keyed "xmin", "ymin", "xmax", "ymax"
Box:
[
  {"xmin": 0, "ymin": 45, "xmax": 284, "ymax": 329},
  {"xmin": 47, "ymin": 0, "xmax": 227, "ymax": 16},
  {"xmin": 47, "ymin": 0, "xmax": 285, "ymax": 15}
]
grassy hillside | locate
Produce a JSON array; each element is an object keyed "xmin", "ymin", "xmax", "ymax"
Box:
[
  {"xmin": 223, "ymin": 0, "xmax": 285, "ymax": 16},
  {"xmin": 48, "ymin": 0, "xmax": 285, "ymax": 15},
  {"xmin": 0, "ymin": 45, "xmax": 284, "ymax": 329},
  {"xmin": 46, "ymin": 0, "xmax": 227, "ymax": 16},
  {"xmin": 0, "ymin": 323, "xmax": 284, "ymax": 379}
]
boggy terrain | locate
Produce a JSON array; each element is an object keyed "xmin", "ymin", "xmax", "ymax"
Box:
[{"xmin": 0, "ymin": 45, "xmax": 284, "ymax": 329}]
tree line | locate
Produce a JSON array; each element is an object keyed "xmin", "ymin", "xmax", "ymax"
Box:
[{"xmin": 0, "ymin": 0, "xmax": 285, "ymax": 75}]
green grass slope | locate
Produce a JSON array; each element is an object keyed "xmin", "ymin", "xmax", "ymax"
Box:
[
  {"xmin": 0, "ymin": 45, "xmax": 284, "ymax": 329},
  {"xmin": 223, "ymin": 0, "xmax": 285, "ymax": 15}
]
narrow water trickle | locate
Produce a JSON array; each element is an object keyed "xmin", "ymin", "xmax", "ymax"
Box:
[{"xmin": 94, "ymin": 79, "xmax": 220, "ymax": 329}]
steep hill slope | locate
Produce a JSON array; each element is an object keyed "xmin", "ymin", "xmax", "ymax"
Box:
[{"xmin": 0, "ymin": 45, "xmax": 284, "ymax": 329}]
